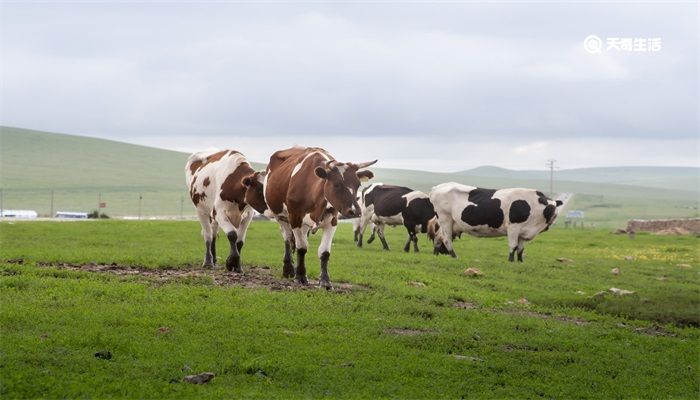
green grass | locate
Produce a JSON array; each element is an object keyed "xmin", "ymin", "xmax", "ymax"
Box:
[
  {"xmin": 1, "ymin": 220, "xmax": 698, "ymax": 398},
  {"xmin": 2, "ymin": 126, "xmax": 698, "ymax": 227}
]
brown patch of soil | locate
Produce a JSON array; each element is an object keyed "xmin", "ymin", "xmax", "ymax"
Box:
[
  {"xmin": 36, "ymin": 262, "xmax": 365, "ymax": 293},
  {"xmin": 499, "ymin": 309, "xmax": 588, "ymax": 326},
  {"xmin": 453, "ymin": 301, "xmax": 478, "ymax": 310},
  {"xmin": 617, "ymin": 323, "xmax": 677, "ymax": 337}
]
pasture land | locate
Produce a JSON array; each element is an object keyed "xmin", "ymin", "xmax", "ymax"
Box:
[
  {"xmin": 0, "ymin": 220, "xmax": 698, "ymax": 399},
  {"xmin": 2, "ymin": 126, "xmax": 698, "ymax": 227}
]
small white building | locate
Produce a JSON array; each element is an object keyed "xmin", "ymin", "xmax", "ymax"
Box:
[
  {"xmin": 55, "ymin": 211, "xmax": 89, "ymax": 219},
  {"xmin": 1, "ymin": 210, "xmax": 39, "ymax": 218}
]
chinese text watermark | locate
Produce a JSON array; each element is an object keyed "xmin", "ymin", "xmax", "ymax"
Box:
[{"xmin": 583, "ymin": 35, "xmax": 662, "ymax": 54}]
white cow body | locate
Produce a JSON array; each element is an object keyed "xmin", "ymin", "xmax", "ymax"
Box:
[{"xmin": 430, "ymin": 182, "xmax": 563, "ymax": 261}]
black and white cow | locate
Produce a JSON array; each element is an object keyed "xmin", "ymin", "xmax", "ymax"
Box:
[
  {"xmin": 357, "ymin": 183, "xmax": 436, "ymax": 252},
  {"xmin": 429, "ymin": 182, "xmax": 563, "ymax": 261}
]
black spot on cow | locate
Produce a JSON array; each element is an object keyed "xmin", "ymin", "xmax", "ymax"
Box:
[
  {"xmin": 543, "ymin": 204, "xmax": 556, "ymax": 224},
  {"xmin": 509, "ymin": 200, "xmax": 531, "ymax": 224},
  {"xmin": 461, "ymin": 188, "xmax": 504, "ymax": 229},
  {"xmin": 403, "ymin": 197, "xmax": 436, "ymax": 233},
  {"xmin": 364, "ymin": 185, "xmax": 412, "ymax": 217}
]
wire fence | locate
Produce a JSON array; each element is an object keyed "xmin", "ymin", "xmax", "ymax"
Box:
[{"xmin": 0, "ymin": 189, "xmax": 198, "ymax": 219}]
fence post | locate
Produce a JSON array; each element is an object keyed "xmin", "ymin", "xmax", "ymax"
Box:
[{"xmin": 138, "ymin": 193, "xmax": 142, "ymax": 220}]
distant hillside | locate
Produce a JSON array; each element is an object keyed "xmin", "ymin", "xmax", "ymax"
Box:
[
  {"xmin": 458, "ymin": 166, "xmax": 698, "ymax": 192},
  {"xmin": 1, "ymin": 126, "xmax": 697, "ymax": 226}
]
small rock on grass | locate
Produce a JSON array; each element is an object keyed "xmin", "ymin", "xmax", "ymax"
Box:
[
  {"xmin": 517, "ymin": 298, "xmax": 530, "ymax": 305},
  {"xmin": 575, "ymin": 290, "xmax": 585, "ymax": 295},
  {"xmin": 408, "ymin": 281, "xmax": 426, "ymax": 287},
  {"xmin": 677, "ymin": 263, "xmax": 691, "ymax": 268},
  {"xmin": 453, "ymin": 354, "xmax": 483, "ymax": 361},
  {"xmin": 463, "ymin": 268, "xmax": 482, "ymax": 277},
  {"xmin": 556, "ymin": 257, "xmax": 573, "ymax": 263},
  {"xmin": 624, "ymin": 256, "xmax": 634, "ymax": 261},
  {"xmin": 183, "ymin": 372, "xmax": 215, "ymax": 384},
  {"xmin": 611, "ymin": 268, "xmax": 620, "ymax": 275},
  {"xmin": 609, "ymin": 287, "xmax": 634, "ymax": 296}
]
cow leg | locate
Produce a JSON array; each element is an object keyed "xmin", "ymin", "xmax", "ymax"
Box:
[
  {"xmin": 214, "ymin": 204, "xmax": 243, "ymax": 273},
  {"xmin": 357, "ymin": 211, "xmax": 372, "ymax": 248},
  {"xmin": 196, "ymin": 209, "xmax": 215, "ymax": 268},
  {"xmin": 278, "ymin": 221, "xmax": 296, "ymax": 278},
  {"xmin": 376, "ymin": 224, "xmax": 390, "ymax": 251},
  {"xmin": 413, "ymin": 232, "xmax": 419, "ymax": 253},
  {"xmin": 507, "ymin": 229, "xmax": 520, "ymax": 263},
  {"xmin": 516, "ymin": 239, "xmax": 526, "ymax": 262},
  {"xmin": 317, "ymin": 220, "xmax": 337, "ymax": 290},
  {"xmin": 291, "ymin": 216, "xmax": 310, "ymax": 285},
  {"xmin": 367, "ymin": 224, "xmax": 377, "ymax": 244},
  {"xmin": 235, "ymin": 208, "xmax": 254, "ymax": 259},
  {"xmin": 403, "ymin": 225, "xmax": 413, "ymax": 253},
  {"xmin": 209, "ymin": 213, "xmax": 219, "ymax": 264}
]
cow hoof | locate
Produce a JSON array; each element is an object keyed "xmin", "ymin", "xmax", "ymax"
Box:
[
  {"xmin": 202, "ymin": 263, "xmax": 215, "ymax": 269},
  {"xmin": 282, "ymin": 264, "xmax": 295, "ymax": 278},
  {"xmin": 296, "ymin": 275, "xmax": 309, "ymax": 285},
  {"xmin": 319, "ymin": 281, "xmax": 333, "ymax": 291},
  {"xmin": 449, "ymin": 250, "xmax": 457, "ymax": 258}
]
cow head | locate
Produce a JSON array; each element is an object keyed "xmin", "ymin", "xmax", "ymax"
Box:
[
  {"xmin": 241, "ymin": 170, "xmax": 268, "ymax": 214},
  {"xmin": 427, "ymin": 217, "xmax": 456, "ymax": 255},
  {"xmin": 315, "ymin": 160, "xmax": 376, "ymax": 218}
]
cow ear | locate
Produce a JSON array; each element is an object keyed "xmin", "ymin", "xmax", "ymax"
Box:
[
  {"xmin": 556, "ymin": 200, "xmax": 563, "ymax": 207},
  {"xmin": 242, "ymin": 174, "xmax": 254, "ymax": 187},
  {"xmin": 315, "ymin": 167, "xmax": 328, "ymax": 179},
  {"xmin": 356, "ymin": 170, "xmax": 374, "ymax": 182}
]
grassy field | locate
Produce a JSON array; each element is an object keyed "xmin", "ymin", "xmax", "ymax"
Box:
[
  {"xmin": 2, "ymin": 126, "xmax": 697, "ymax": 227},
  {"xmin": 0, "ymin": 220, "xmax": 698, "ymax": 398}
]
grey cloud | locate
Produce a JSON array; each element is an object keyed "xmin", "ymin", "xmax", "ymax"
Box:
[{"xmin": 1, "ymin": 2, "xmax": 697, "ymax": 149}]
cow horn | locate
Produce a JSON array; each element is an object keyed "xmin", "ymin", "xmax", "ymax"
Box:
[
  {"xmin": 326, "ymin": 160, "xmax": 338, "ymax": 169},
  {"xmin": 355, "ymin": 160, "xmax": 377, "ymax": 169}
]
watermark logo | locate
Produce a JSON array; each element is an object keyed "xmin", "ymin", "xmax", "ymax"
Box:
[
  {"xmin": 583, "ymin": 35, "xmax": 603, "ymax": 54},
  {"xmin": 584, "ymin": 35, "xmax": 662, "ymax": 54}
]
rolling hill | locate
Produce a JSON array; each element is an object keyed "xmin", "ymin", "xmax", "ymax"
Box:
[{"xmin": 1, "ymin": 126, "xmax": 698, "ymax": 227}]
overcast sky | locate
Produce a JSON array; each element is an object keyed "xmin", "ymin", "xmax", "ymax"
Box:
[{"xmin": 1, "ymin": 1, "xmax": 697, "ymax": 171}]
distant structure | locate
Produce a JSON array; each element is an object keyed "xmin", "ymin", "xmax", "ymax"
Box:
[
  {"xmin": 627, "ymin": 218, "xmax": 700, "ymax": 234},
  {"xmin": 55, "ymin": 211, "xmax": 89, "ymax": 219},
  {"xmin": 564, "ymin": 210, "xmax": 585, "ymax": 228},
  {"xmin": 1, "ymin": 210, "xmax": 38, "ymax": 218}
]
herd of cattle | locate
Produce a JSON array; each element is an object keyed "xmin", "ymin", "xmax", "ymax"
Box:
[{"xmin": 186, "ymin": 147, "xmax": 564, "ymax": 289}]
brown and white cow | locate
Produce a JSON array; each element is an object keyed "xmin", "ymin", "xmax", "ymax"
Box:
[
  {"xmin": 263, "ymin": 147, "xmax": 376, "ymax": 289},
  {"xmin": 185, "ymin": 150, "xmax": 266, "ymax": 271}
]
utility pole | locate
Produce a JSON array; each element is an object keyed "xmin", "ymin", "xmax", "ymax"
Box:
[
  {"xmin": 50, "ymin": 190, "xmax": 54, "ymax": 218},
  {"xmin": 546, "ymin": 159, "xmax": 558, "ymax": 197},
  {"xmin": 138, "ymin": 193, "xmax": 143, "ymax": 220}
]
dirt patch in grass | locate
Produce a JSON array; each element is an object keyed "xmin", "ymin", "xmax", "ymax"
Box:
[
  {"xmin": 617, "ymin": 323, "xmax": 677, "ymax": 337},
  {"xmin": 453, "ymin": 301, "xmax": 479, "ymax": 310},
  {"xmin": 498, "ymin": 309, "xmax": 588, "ymax": 326},
  {"xmin": 35, "ymin": 262, "xmax": 366, "ymax": 293}
]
